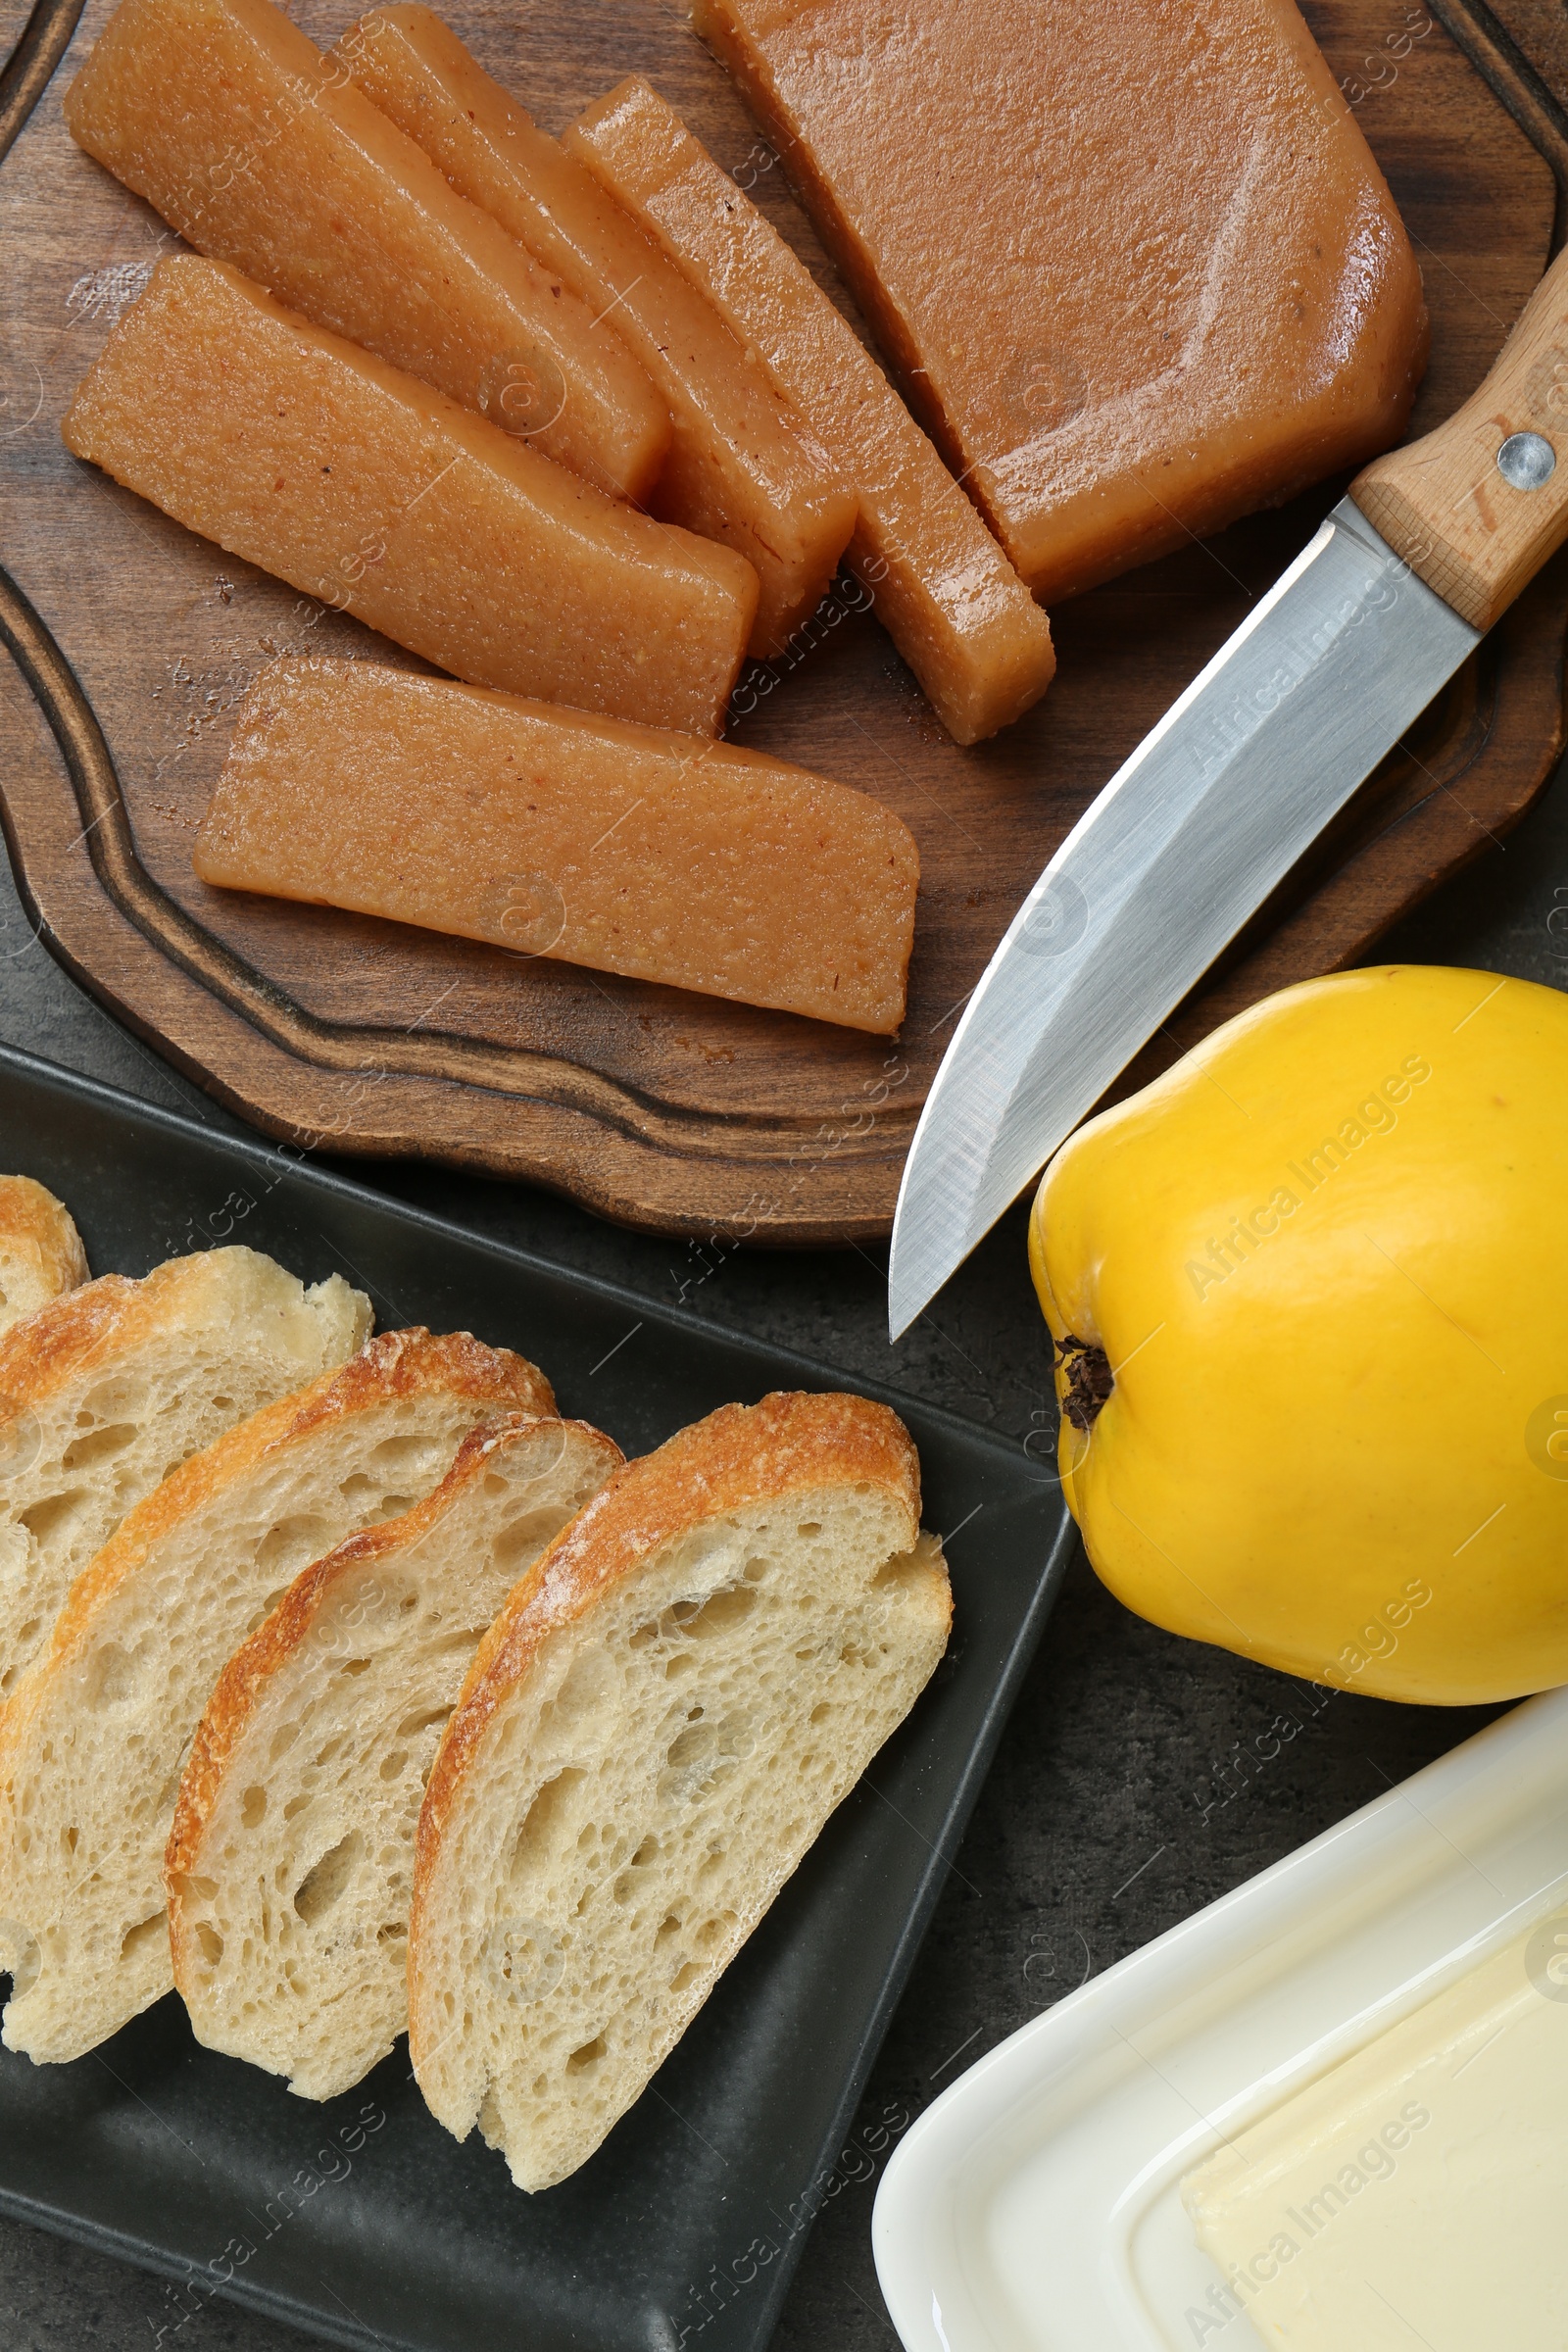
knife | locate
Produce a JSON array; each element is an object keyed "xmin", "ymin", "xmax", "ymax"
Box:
[{"xmin": 888, "ymin": 244, "xmax": 1568, "ymax": 1340}]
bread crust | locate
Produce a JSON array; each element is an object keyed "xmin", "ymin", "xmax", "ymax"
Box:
[
  {"xmin": 0, "ymin": 1177, "xmax": 89, "ymax": 1318},
  {"xmin": 411, "ymin": 1390, "xmax": 918, "ymax": 1941},
  {"xmin": 0, "ymin": 1246, "xmax": 335, "ymax": 1406},
  {"xmin": 42, "ymin": 1328, "xmax": 553, "ymax": 1682},
  {"xmin": 0, "ymin": 1271, "xmax": 138, "ymax": 1401},
  {"xmin": 166, "ymin": 1410, "xmax": 617, "ymax": 1917}
]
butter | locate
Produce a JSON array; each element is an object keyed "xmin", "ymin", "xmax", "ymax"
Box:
[{"xmin": 1180, "ymin": 1909, "xmax": 1568, "ymax": 2347}]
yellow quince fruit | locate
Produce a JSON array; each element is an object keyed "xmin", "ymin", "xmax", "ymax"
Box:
[{"xmin": 1028, "ymin": 964, "xmax": 1568, "ymax": 1704}]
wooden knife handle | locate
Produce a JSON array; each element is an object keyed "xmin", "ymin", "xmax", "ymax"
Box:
[{"xmin": 1350, "ymin": 243, "xmax": 1568, "ymax": 631}]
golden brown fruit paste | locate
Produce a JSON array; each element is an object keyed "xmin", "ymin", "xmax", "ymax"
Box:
[
  {"xmin": 334, "ymin": 5, "xmax": 857, "ymax": 662},
  {"xmin": 195, "ymin": 660, "xmax": 919, "ymax": 1034},
  {"xmin": 694, "ymin": 0, "xmax": 1429, "ymax": 600},
  {"xmin": 64, "ymin": 0, "xmax": 670, "ymax": 503},
  {"xmin": 63, "ymin": 258, "xmax": 757, "ymax": 737},
  {"xmin": 570, "ymin": 76, "xmax": 1055, "ymax": 745}
]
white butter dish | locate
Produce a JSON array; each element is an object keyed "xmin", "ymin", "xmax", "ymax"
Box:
[{"xmin": 872, "ymin": 1686, "xmax": 1568, "ymax": 2352}]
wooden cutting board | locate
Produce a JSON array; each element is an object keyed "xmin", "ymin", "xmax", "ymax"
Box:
[{"xmin": 1, "ymin": 0, "xmax": 1564, "ymax": 1242}]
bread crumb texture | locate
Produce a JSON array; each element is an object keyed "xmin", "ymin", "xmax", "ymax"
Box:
[
  {"xmin": 0, "ymin": 1325, "xmax": 550, "ymax": 2062},
  {"xmin": 0, "ymin": 1247, "xmax": 368, "ymax": 1705},
  {"xmin": 409, "ymin": 1390, "xmax": 952, "ymax": 2190},
  {"xmin": 169, "ymin": 1413, "xmax": 620, "ymax": 2099}
]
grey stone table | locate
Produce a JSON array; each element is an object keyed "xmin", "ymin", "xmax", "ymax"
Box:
[{"xmin": 1, "ymin": 755, "xmax": 1564, "ymax": 2352}]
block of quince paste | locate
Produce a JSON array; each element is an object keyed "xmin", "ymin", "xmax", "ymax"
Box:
[
  {"xmin": 333, "ymin": 5, "xmax": 856, "ymax": 662},
  {"xmin": 568, "ymin": 77, "xmax": 1055, "ymax": 747},
  {"xmin": 63, "ymin": 0, "xmax": 669, "ymax": 505},
  {"xmin": 694, "ymin": 0, "xmax": 1429, "ymax": 601},
  {"xmin": 193, "ymin": 660, "xmax": 918, "ymax": 1034},
  {"xmin": 62, "ymin": 258, "xmax": 756, "ymax": 737}
]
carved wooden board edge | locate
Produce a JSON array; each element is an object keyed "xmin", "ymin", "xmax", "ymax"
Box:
[
  {"xmin": 1429, "ymin": 0, "xmax": 1568, "ymax": 248},
  {"xmin": 0, "ymin": 0, "xmax": 81, "ymax": 166},
  {"xmin": 0, "ymin": 0, "xmax": 1565, "ymax": 1248}
]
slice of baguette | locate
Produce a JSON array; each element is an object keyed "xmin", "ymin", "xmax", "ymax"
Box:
[
  {"xmin": 0, "ymin": 1247, "xmax": 369, "ymax": 1705},
  {"xmin": 0, "ymin": 1327, "xmax": 552, "ymax": 2062},
  {"xmin": 408, "ymin": 1390, "xmax": 952, "ymax": 2191},
  {"xmin": 0, "ymin": 1178, "xmax": 89, "ymax": 1336},
  {"xmin": 168, "ymin": 1412, "xmax": 621, "ymax": 2099}
]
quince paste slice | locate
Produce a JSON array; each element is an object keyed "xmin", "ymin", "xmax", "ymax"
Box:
[
  {"xmin": 194, "ymin": 659, "xmax": 919, "ymax": 1035},
  {"xmin": 64, "ymin": 0, "xmax": 670, "ymax": 504},
  {"xmin": 568, "ymin": 74, "xmax": 1055, "ymax": 746},
  {"xmin": 334, "ymin": 5, "xmax": 856, "ymax": 663},
  {"xmin": 63, "ymin": 257, "xmax": 757, "ymax": 737},
  {"xmin": 695, "ymin": 0, "xmax": 1429, "ymax": 600}
]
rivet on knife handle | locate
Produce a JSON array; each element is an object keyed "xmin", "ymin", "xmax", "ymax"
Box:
[{"xmin": 1350, "ymin": 243, "xmax": 1568, "ymax": 631}]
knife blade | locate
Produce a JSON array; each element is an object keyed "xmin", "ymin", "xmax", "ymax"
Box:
[
  {"xmin": 887, "ymin": 499, "xmax": 1474, "ymax": 1334},
  {"xmin": 889, "ymin": 241, "xmax": 1568, "ymax": 1340}
]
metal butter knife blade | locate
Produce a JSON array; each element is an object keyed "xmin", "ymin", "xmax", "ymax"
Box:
[{"xmin": 889, "ymin": 271, "xmax": 1568, "ymax": 1344}]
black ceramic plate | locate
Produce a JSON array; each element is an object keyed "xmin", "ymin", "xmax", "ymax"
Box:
[{"xmin": 0, "ymin": 1043, "xmax": 1072, "ymax": 2352}]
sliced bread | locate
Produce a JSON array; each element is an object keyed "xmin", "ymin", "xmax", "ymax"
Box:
[
  {"xmin": 0, "ymin": 1327, "xmax": 552, "ymax": 2062},
  {"xmin": 408, "ymin": 1390, "xmax": 952, "ymax": 2191},
  {"xmin": 168, "ymin": 1412, "xmax": 621, "ymax": 2099},
  {"xmin": 0, "ymin": 1247, "xmax": 369, "ymax": 1705},
  {"xmin": 0, "ymin": 1178, "xmax": 89, "ymax": 1336}
]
